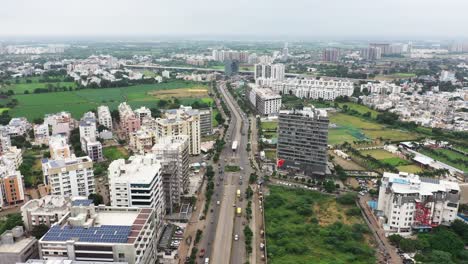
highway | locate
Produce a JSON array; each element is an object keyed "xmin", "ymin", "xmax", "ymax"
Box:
[{"xmin": 196, "ymin": 80, "xmax": 250, "ymax": 264}]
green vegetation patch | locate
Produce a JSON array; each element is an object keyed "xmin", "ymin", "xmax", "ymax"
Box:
[
  {"xmin": 225, "ymin": 165, "xmax": 240, "ymax": 172},
  {"xmin": 261, "ymin": 121, "xmax": 278, "ymax": 131},
  {"xmin": 265, "ymin": 186, "xmax": 375, "ymax": 264},
  {"xmin": 420, "ymin": 148, "xmax": 468, "ymax": 172},
  {"xmin": 103, "ymin": 146, "xmax": 129, "ymax": 161}
]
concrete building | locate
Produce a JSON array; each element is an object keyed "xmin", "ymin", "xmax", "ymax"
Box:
[
  {"xmin": 361, "ymin": 47, "xmax": 382, "ymax": 61},
  {"xmin": 360, "ymin": 81, "xmax": 402, "ymax": 94},
  {"xmin": 21, "ymin": 195, "xmax": 72, "ymax": 231},
  {"xmin": 277, "ymin": 107, "xmax": 329, "ymax": 176},
  {"xmin": 369, "ymin": 43, "xmax": 391, "ymax": 55},
  {"xmin": 246, "ymin": 85, "xmax": 282, "ymax": 115},
  {"xmin": 83, "ymin": 138, "xmax": 103, "ymax": 162},
  {"xmin": 199, "ymin": 108, "xmax": 213, "ymax": 135},
  {"xmin": 254, "ymin": 63, "xmax": 285, "ymax": 86},
  {"xmin": 7, "ymin": 117, "xmax": 31, "ymax": 137},
  {"xmin": 322, "ymin": 48, "xmax": 340, "ymax": 62},
  {"xmin": 118, "ymin": 103, "xmax": 141, "ymax": 138},
  {"xmin": 156, "ymin": 106, "xmax": 201, "ymax": 155},
  {"xmin": 224, "ymin": 60, "xmax": 239, "ymax": 77},
  {"xmin": 33, "ymin": 124, "xmax": 49, "ymax": 145},
  {"xmin": 0, "ymin": 131, "xmax": 11, "ymax": 154},
  {"xmin": 19, "ymin": 260, "xmax": 128, "ymax": 264},
  {"xmin": 97, "ymin": 105, "xmax": 113, "ymax": 130},
  {"xmin": 152, "ymin": 135, "xmax": 190, "ymax": 213},
  {"xmin": 377, "ymin": 172, "xmax": 460, "ymax": 236},
  {"xmin": 0, "ymin": 226, "xmax": 38, "ymax": 264},
  {"xmin": 2, "ymin": 146, "xmax": 23, "ymax": 169},
  {"xmin": 129, "ymin": 128, "xmax": 155, "ymax": 154},
  {"xmin": 42, "ymin": 156, "xmax": 95, "ymax": 197},
  {"xmin": 108, "ymin": 154, "xmax": 165, "ymax": 226},
  {"xmin": 48, "ymin": 135, "xmax": 71, "ymax": 160},
  {"xmin": 134, "ymin": 106, "xmax": 152, "ymax": 124},
  {"xmin": 79, "ymin": 112, "xmax": 103, "ymax": 162},
  {"xmin": 269, "ymin": 78, "xmax": 354, "ymax": 100},
  {"xmin": 39, "ymin": 204, "xmax": 158, "ymax": 264},
  {"xmin": 44, "ymin": 112, "xmax": 74, "ymax": 138},
  {"xmin": 0, "ymin": 167, "xmax": 25, "ymax": 208}
]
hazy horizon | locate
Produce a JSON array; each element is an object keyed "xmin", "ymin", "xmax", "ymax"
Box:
[{"xmin": 2, "ymin": 0, "xmax": 468, "ymax": 41}]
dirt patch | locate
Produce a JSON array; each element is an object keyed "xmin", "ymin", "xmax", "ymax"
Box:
[
  {"xmin": 314, "ymin": 200, "xmax": 354, "ymax": 226},
  {"xmin": 148, "ymin": 87, "xmax": 208, "ymax": 99},
  {"xmin": 329, "ymin": 151, "xmax": 365, "ymax": 171}
]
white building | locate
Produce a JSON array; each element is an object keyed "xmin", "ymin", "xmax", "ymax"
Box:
[
  {"xmin": 39, "ymin": 203, "xmax": 158, "ymax": 264},
  {"xmin": 134, "ymin": 106, "xmax": 152, "ymax": 124},
  {"xmin": 33, "ymin": 124, "xmax": 49, "ymax": 145},
  {"xmin": 0, "ymin": 131, "xmax": 11, "ymax": 154},
  {"xmin": 42, "ymin": 156, "xmax": 95, "ymax": 197},
  {"xmin": 254, "ymin": 63, "xmax": 285, "ymax": 86},
  {"xmin": 6, "ymin": 118, "xmax": 31, "ymax": 136},
  {"xmin": 108, "ymin": 154, "xmax": 165, "ymax": 225},
  {"xmin": 48, "ymin": 135, "xmax": 71, "ymax": 160},
  {"xmin": 82, "ymin": 138, "xmax": 103, "ymax": 162},
  {"xmin": 162, "ymin": 70, "xmax": 170, "ymax": 78},
  {"xmin": 269, "ymin": 78, "xmax": 354, "ymax": 100},
  {"xmin": 21, "ymin": 195, "xmax": 71, "ymax": 231},
  {"xmin": 44, "ymin": 112, "xmax": 74, "ymax": 138},
  {"xmin": 377, "ymin": 172, "xmax": 460, "ymax": 236},
  {"xmin": 97, "ymin": 105, "xmax": 113, "ymax": 130},
  {"xmin": 360, "ymin": 81, "xmax": 402, "ymax": 94},
  {"xmin": 247, "ymin": 85, "xmax": 282, "ymax": 115}
]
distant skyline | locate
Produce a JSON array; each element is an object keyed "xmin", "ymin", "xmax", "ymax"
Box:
[{"xmin": 1, "ymin": 0, "xmax": 468, "ymax": 40}]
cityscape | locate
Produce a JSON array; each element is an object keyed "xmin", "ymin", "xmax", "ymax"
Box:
[{"xmin": 0, "ymin": 1, "xmax": 467, "ymax": 264}]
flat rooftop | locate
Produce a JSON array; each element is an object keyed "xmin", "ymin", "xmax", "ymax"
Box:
[
  {"xmin": 42, "ymin": 225, "xmax": 132, "ymax": 243},
  {"xmin": 0, "ymin": 237, "xmax": 36, "ymax": 253}
]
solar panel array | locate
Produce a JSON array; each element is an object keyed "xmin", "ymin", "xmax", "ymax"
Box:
[
  {"xmin": 71, "ymin": 199, "xmax": 93, "ymax": 206},
  {"xmin": 43, "ymin": 225, "xmax": 132, "ymax": 243}
]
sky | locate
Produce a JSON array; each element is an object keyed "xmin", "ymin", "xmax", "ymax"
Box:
[{"xmin": 1, "ymin": 0, "xmax": 468, "ymax": 40}]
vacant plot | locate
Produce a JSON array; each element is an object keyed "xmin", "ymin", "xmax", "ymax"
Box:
[
  {"xmin": 103, "ymin": 146, "xmax": 129, "ymax": 161},
  {"xmin": 338, "ymin": 103, "xmax": 379, "ymax": 119},
  {"xmin": 148, "ymin": 87, "xmax": 208, "ymax": 99},
  {"xmin": 10, "ymin": 81, "xmax": 212, "ymax": 120},
  {"xmin": 265, "ymin": 186, "xmax": 375, "ymax": 264},
  {"xmin": 397, "ymin": 164, "xmax": 423, "ymax": 174},
  {"xmin": 329, "ymin": 151, "xmax": 365, "ymax": 171},
  {"xmin": 261, "ymin": 121, "xmax": 278, "ymax": 131},
  {"xmin": 360, "ymin": 149, "xmax": 396, "ymax": 159}
]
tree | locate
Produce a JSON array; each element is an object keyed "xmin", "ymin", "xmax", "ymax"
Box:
[
  {"xmin": 31, "ymin": 224, "xmax": 50, "ymax": 239},
  {"xmin": 88, "ymin": 193, "xmax": 104, "ymax": 205},
  {"xmin": 324, "ymin": 180, "xmax": 336, "ymax": 193},
  {"xmin": 215, "ymin": 112, "xmax": 225, "ymax": 126},
  {"xmin": 0, "ymin": 213, "xmax": 23, "ymax": 234}
]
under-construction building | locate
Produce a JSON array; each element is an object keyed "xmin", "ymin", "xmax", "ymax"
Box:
[{"xmin": 377, "ymin": 172, "xmax": 460, "ymax": 236}]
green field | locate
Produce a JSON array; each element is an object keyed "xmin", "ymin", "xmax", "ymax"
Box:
[
  {"xmin": 1, "ymin": 76, "xmax": 77, "ymax": 94},
  {"xmin": 420, "ymin": 148, "xmax": 468, "ymax": 172},
  {"xmin": 397, "ymin": 164, "xmax": 423, "ymax": 174},
  {"xmin": 361, "ymin": 149, "xmax": 396, "ymax": 159},
  {"xmin": 10, "ymin": 81, "xmax": 213, "ymax": 120},
  {"xmin": 103, "ymin": 146, "xmax": 129, "ymax": 161},
  {"xmin": 265, "ymin": 186, "xmax": 375, "ymax": 264},
  {"xmin": 264, "ymin": 149, "xmax": 276, "ymax": 161},
  {"xmin": 328, "ymin": 113, "xmax": 419, "ymax": 145},
  {"xmin": 261, "ymin": 121, "xmax": 278, "ymax": 130},
  {"xmin": 338, "ymin": 103, "xmax": 379, "ymax": 119},
  {"xmin": 212, "ymin": 108, "xmax": 219, "ymax": 127}
]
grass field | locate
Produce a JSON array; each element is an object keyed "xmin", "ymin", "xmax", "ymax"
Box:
[
  {"xmin": 264, "ymin": 149, "xmax": 276, "ymax": 161},
  {"xmin": 265, "ymin": 186, "xmax": 375, "ymax": 264},
  {"xmin": 420, "ymin": 148, "xmax": 468, "ymax": 171},
  {"xmin": 10, "ymin": 81, "xmax": 213, "ymax": 120},
  {"xmin": 1, "ymin": 76, "xmax": 77, "ymax": 94},
  {"xmin": 328, "ymin": 113, "xmax": 419, "ymax": 145},
  {"xmin": 103, "ymin": 146, "xmax": 129, "ymax": 161},
  {"xmin": 261, "ymin": 121, "xmax": 278, "ymax": 131},
  {"xmin": 338, "ymin": 103, "xmax": 379, "ymax": 119},
  {"xmin": 397, "ymin": 164, "xmax": 423, "ymax": 174},
  {"xmin": 360, "ymin": 149, "xmax": 396, "ymax": 159}
]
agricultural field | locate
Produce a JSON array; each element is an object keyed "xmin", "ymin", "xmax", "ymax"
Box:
[
  {"xmin": 265, "ymin": 186, "xmax": 375, "ymax": 264},
  {"xmin": 420, "ymin": 148, "xmax": 468, "ymax": 172},
  {"xmin": 328, "ymin": 113, "xmax": 419, "ymax": 145},
  {"xmin": 396, "ymin": 164, "xmax": 424, "ymax": 174},
  {"xmin": 147, "ymin": 86, "xmax": 208, "ymax": 99},
  {"xmin": 103, "ymin": 146, "xmax": 129, "ymax": 161},
  {"xmin": 10, "ymin": 81, "xmax": 213, "ymax": 120},
  {"xmin": 1, "ymin": 76, "xmax": 77, "ymax": 94}
]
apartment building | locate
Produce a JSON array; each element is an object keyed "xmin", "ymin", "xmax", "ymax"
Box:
[
  {"xmin": 39, "ymin": 204, "xmax": 158, "ymax": 264},
  {"xmin": 254, "ymin": 63, "xmax": 285, "ymax": 86},
  {"xmin": 246, "ymin": 85, "xmax": 282, "ymax": 116},
  {"xmin": 156, "ymin": 106, "xmax": 201, "ymax": 155},
  {"xmin": 118, "ymin": 102, "xmax": 141, "ymax": 138},
  {"xmin": 277, "ymin": 107, "xmax": 329, "ymax": 176},
  {"xmin": 0, "ymin": 167, "xmax": 25, "ymax": 208},
  {"xmin": 48, "ymin": 135, "xmax": 71, "ymax": 160},
  {"xmin": 361, "ymin": 46, "xmax": 382, "ymax": 60},
  {"xmin": 21, "ymin": 195, "xmax": 71, "ymax": 231},
  {"xmin": 97, "ymin": 105, "xmax": 113, "ymax": 130},
  {"xmin": 199, "ymin": 108, "xmax": 213, "ymax": 135},
  {"xmin": 269, "ymin": 78, "xmax": 354, "ymax": 100},
  {"xmin": 322, "ymin": 48, "xmax": 340, "ymax": 62},
  {"xmin": 108, "ymin": 154, "xmax": 165, "ymax": 225},
  {"xmin": 152, "ymin": 135, "xmax": 190, "ymax": 213},
  {"xmin": 0, "ymin": 226, "xmax": 38, "ymax": 264},
  {"xmin": 6, "ymin": 117, "xmax": 31, "ymax": 136},
  {"xmin": 33, "ymin": 124, "xmax": 49, "ymax": 145},
  {"xmin": 134, "ymin": 106, "xmax": 152, "ymax": 124},
  {"xmin": 79, "ymin": 112, "xmax": 103, "ymax": 162},
  {"xmin": 0, "ymin": 131, "xmax": 11, "ymax": 154},
  {"xmin": 83, "ymin": 139, "xmax": 103, "ymax": 162},
  {"xmin": 360, "ymin": 81, "xmax": 402, "ymax": 94},
  {"xmin": 129, "ymin": 128, "xmax": 155, "ymax": 154},
  {"xmin": 42, "ymin": 156, "xmax": 95, "ymax": 197},
  {"xmin": 377, "ymin": 172, "xmax": 460, "ymax": 236},
  {"xmin": 44, "ymin": 112, "xmax": 74, "ymax": 138},
  {"xmin": 2, "ymin": 146, "xmax": 23, "ymax": 169}
]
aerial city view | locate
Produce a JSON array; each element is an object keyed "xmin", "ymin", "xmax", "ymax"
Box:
[{"xmin": 0, "ymin": 1, "xmax": 467, "ymax": 264}]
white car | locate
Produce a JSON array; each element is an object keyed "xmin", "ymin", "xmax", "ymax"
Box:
[
  {"xmin": 216, "ymin": 201, "xmax": 220, "ymax": 205},
  {"xmin": 234, "ymin": 234, "xmax": 239, "ymax": 241}
]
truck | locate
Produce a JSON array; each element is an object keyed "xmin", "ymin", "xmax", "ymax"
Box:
[
  {"xmin": 232, "ymin": 141, "xmax": 238, "ymax": 151},
  {"xmin": 236, "ymin": 189, "xmax": 241, "ymax": 198},
  {"xmin": 236, "ymin": 207, "xmax": 242, "ymax": 216}
]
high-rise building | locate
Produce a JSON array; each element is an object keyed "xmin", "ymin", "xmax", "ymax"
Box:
[
  {"xmin": 377, "ymin": 172, "xmax": 460, "ymax": 236},
  {"xmin": 44, "ymin": 112, "xmax": 74, "ymax": 138},
  {"xmin": 118, "ymin": 102, "xmax": 141, "ymax": 138},
  {"xmin": 48, "ymin": 135, "xmax": 71, "ymax": 160},
  {"xmin": 269, "ymin": 78, "xmax": 354, "ymax": 101},
  {"xmin": 0, "ymin": 166, "xmax": 25, "ymax": 208},
  {"xmin": 360, "ymin": 47, "xmax": 382, "ymax": 61},
  {"xmin": 0, "ymin": 131, "xmax": 11, "ymax": 155},
  {"xmin": 79, "ymin": 112, "xmax": 102, "ymax": 162},
  {"xmin": 152, "ymin": 135, "xmax": 189, "ymax": 213},
  {"xmin": 42, "ymin": 156, "xmax": 95, "ymax": 197},
  {"xmin": 322, "ymin": 48, "xmax": 340, "ymax": 62},
  {"xmin": 246, "ymin": 85, "xmax": 282, "ymax": 116},
  {"xmin": 369, "ymin": 43, "xmax": 391, "ymax": 54},
  {"xmin": 108, "ymin": 154, "xmax": 165, "ymax": 225},
  {"xmin": 224, "ymin": 60, "xmax": 239, "ymax": 77},
  {"xmin": 277, "ymin": 107, "xmax": 329, "ymax": 176},
  {"xmin": 254, "ymin": 63, "xmax": 285, "ymax": 86},
  {"xmin": 199, "ymin": 108, "xmax": 213, "ymax": 135},
  {"xmin": 134, "ymin": 106, "xmax": 152, "ymax": 124},
  {"xmin": 97, "ymin": 105, "xmax": 112, "ymax": 130},
  {"xmin": 39, "ymin": 203, "xmax": 159, "ymax": 264}
]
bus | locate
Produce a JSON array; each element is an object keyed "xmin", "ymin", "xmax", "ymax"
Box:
[
  {"xmin": 236, "ymin": 189, "xmax": 241, "ymax": 198},
  {"xmin": 236, "ymin": 207, "xmax": 242, "ymax": 216}
]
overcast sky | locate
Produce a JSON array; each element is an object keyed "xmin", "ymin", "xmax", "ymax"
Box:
[{"xmin": 1, "ymin": 0, "xmax": 468, "ymax": 40}]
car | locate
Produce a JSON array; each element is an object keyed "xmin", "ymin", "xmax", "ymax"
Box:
[
  {"xmin": 234, "ymin": 234, "xmax": 239, "ymax": 241},
  {"xmin": 199, "ymin": 249, "xmax": 205, "ymax": 258},
  {"xmin": 216, "ymin": 200, "xmax": 220, "ymax": 205},
  {"xmin": 204, "ymin": 258, "xmax": 210, "ymax": 264},
  {"xmin": 233, "ymin": 203, "xmax": 236, "ymax": 207}
]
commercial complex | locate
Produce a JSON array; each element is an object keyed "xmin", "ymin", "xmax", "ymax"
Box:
[
  {"xmin": 277, "ymin": 107, "xmax": 329, "ymax": 176},
  {"xmin": 377, "ymin": 172, "xmax": 460, "ymax": 236},
  {"xmin": 246, "ymin": 85, "xmax": 282, "ymax": 115},
  {"xmin": 224, "ymin": 60, "xmax": 239, "ymax": 77},
  {"xmin": 39, "ymin": 203, "xmax": 159, "ymax": 264},
  {"xmin": 152, "ymin": 135, "xmax": 190, "ymax": 213},
  {"xmin": 269, "ymin": 78, "xmax": 354, "ymax": 100},
  {"xmin": 42, "ymin": 156, "xmax": 95, "ymax": 197},
  {"xmin": 0, "ymin": 226, "xmax": 38, "ymax": 264},
  {"xmin": 108, "ymin": 154, "xmax": 165, "ymax": 225}
]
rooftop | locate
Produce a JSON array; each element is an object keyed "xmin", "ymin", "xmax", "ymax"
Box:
[
  {"xmin": 109, "ymin": 154, "xmax": 161, "ymax": 184},
  {"xmin": 42, "ymin": 225, "xmax": 132, "ymax": 243}
]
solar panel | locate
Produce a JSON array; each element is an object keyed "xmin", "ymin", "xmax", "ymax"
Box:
[{"xmin": 42, "ymin": 225, "xmax": 132, "ymax": 243}]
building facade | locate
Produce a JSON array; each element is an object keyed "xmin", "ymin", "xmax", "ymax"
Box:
[
  {"xmin": 97, "ymin": 105, "xmax": 113, "ymax": 130},
  {"xmin": 0, "ymin": 226, "xmax": 38, "ymax": 264},
  {"xmin": 269, "ymin": 78, "xmax": 354, "ymax": 100},
  {"xmin": 21, "ymin": 196, "xmax": 71, "ymax": 231}
]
